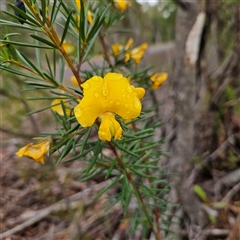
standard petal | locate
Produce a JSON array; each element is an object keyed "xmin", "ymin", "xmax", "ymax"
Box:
[
  {"xmin": 74, "ymin": 76, "xmax": 106, "ymax": 127},
  {"xmin": 103, "ymin": 73, "xmax": 144, "ymax": 120}
]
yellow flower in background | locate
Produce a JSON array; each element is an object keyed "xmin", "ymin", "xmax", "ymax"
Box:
[
  {"xmin": 51, "ymin": 99, "xmax": 71, "ymax": 116},
  {"xmin": 129, "ymin": 43, "xmax": 148, "ymax": 64},
  {"xmin": 112, "ymin": 38, "xmax": 148, "ymax": 64},
  {"xmin": 124, "ymin": 52, "xmax": 131, "ymax": 62},
  {"xmin": 62, "ymin": 42, "xmax": 76, "ymax": 56},
  {"xmin": 125, "ymin": 38, "xmax": 133, "ymax": 50},
  {"xmin": 74, "ymin": 0, "xmax": 93, "ymax": 25},
  {"xmin": 112, "ymin": 43, "xmax": 122, "ymax": 57},
  {"xmin": 87, "ymin": 10, "xmax": 93, "ymax": 24},
  {"xmin": 150, "ymin": 72, "xmax": 168, "ymax": 89},
  {"xmin": 114, "ymin": 0, "xmax": 131, "ymax": 12},
  {"xmin": 71, "ymin": 76, "xmax": 79, "ymax": 87},
  {"xmin": 16, "ymin": 137, "xmax": 51, "ymax": 164},
  {"xmin": 75, "ymin": 0, "xmax": 80, "ymax": 10},
  {"xmin": 74, "ymin": 73, "xmax": 145, "ymax": 141},
  {"xmin": 112, "ymin": 38, "xmax": 133, "ymax": 57}
]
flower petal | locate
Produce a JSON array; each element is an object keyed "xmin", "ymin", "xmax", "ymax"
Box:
[
  {"xmin": 130, "ymin": 43, "xmax": 148, "ymax": 64},
  {"xmin": 62, "ymin": 43, "xmax": 76, "ymax": 55},
  {"xmin": 71, "ymin": 76, "xmax": 79, "ymax": 86},
  {"xmin": 74, "ymin": 76, "xmax": 106, "ymax": 127},
  {"xmin": 75, "ymin": 0, "xmax": 80, "ymax": 10},
  {"xmin": 124, "ymin": 52, "xmax": 131, "ymax": 62},
  {"xmin": 150, "ymin": 72, "xmax": 168, "ymax": 89},
  {"xmin": 103, "ymin": 73, "xmax": 145, "ymax": 121},
  {"xmin": 112, "ymin": 43, "xmax": 122, "ymax": 57},
  {"xmin": 135, "ymin": 87, "xmax": 145, "ymax": 100},
  {"xmin": 88, "ymin": 10, "xmax": 93, "ymax": 24},
  {"xmin": 98, "ymin": 112, "xmax": 123, "ymax": 141},
  {"xmin": 51, "ymin": 99, "xmax": 71, "ymax": 116},
  {"xmin": 114, "ymin": 0, "xmax": 131, "ymax": 11},
  {"xmin": 125, "ymin": 38, "xmax": 133, "ymax": 50},
  {"xmin": 16, "ymin": 140, "xmax": 50, "ymax": 164}
]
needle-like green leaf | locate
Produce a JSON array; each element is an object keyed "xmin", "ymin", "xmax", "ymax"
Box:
[
  {"xmin": 60, "ymin": 10, "xmax": 73, "ymax": 46},
  {"xmin": 29, "ymin": 34, "xmax": 57, "ymax": 48}
]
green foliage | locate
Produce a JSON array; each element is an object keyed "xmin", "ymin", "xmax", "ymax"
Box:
[
  {"xmin": 0, "ymin": 0, "xmax": 171, "ymax": 238},
  {"xmin": 225, "ymin": 85, "xmax": 236, "ymax": 100},
  {"xmin": 193, "ymin": 185, "xmax": 208, "ymax": 202}
]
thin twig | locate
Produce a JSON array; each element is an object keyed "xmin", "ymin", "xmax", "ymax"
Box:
[
  {"xmin": 99, "ymin": 31, "xmax": 112, "ymax": 65},
  {"xmin": 76, "ymin": 42, "xmax": 86, "ymax": 74}
]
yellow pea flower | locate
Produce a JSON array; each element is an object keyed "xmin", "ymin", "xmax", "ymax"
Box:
[
  {"xmin": 16, "ymin": 137, "xmax": 51, "ymax": 164},
  {"xmin": 129, "ymin": 43, "xmax": 148, "ymax": 64},
  {"xmin": 112, "ymin": 38, "xmax": 148, "ymax": 64},
  {"xmin": 74, "ymin": 73, "xmax": 145, "ymax": 141},
  {"xmin": 150, "ymin": 72, "xmax": 168, "ymax": 89},
  {"xmin": 114, "ymin": 0, "xmax": 131, "ymax": 12},
  {"xmin": 112, "ymin": 38, "xmax": 133, "ymax": 58},
  {"xmin": 112, "ymin": 43, "xmax": 123, "ymax": 57},
  {"xmin": 51, "ymin": 99, "xmax": 71, "ymax": 116}
]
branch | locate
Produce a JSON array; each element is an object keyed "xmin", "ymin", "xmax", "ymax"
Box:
[{"xmin": 99, "ymin": 31, "xmax": 112, "ymax": 65}]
